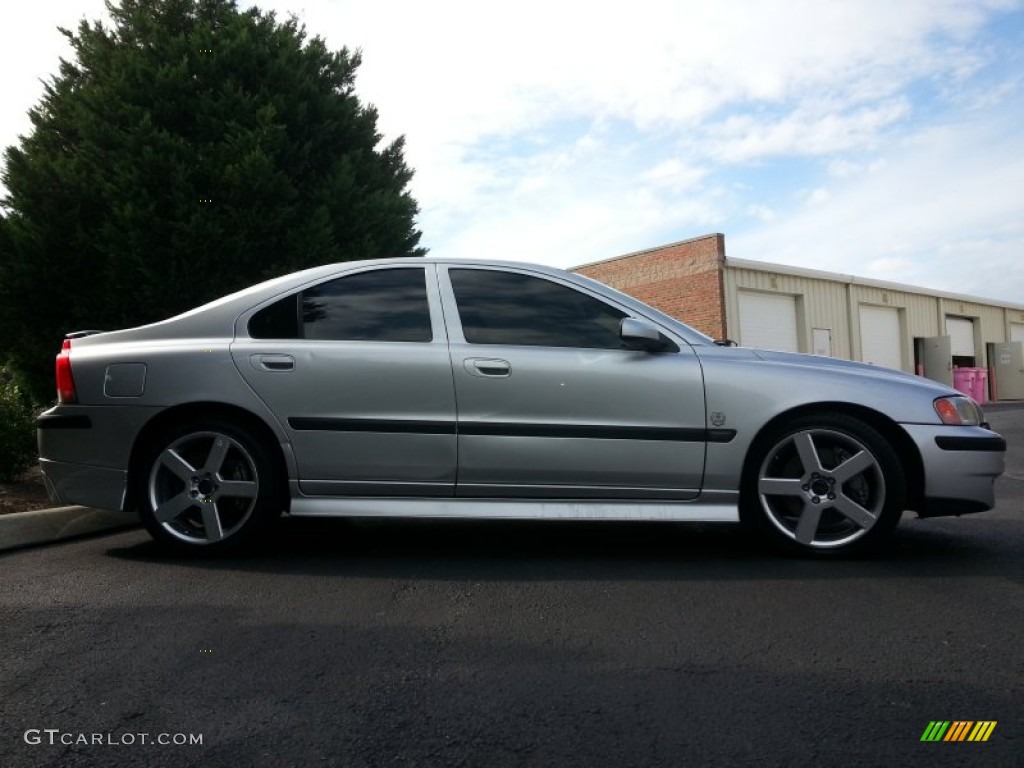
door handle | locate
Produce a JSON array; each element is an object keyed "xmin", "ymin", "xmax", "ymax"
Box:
[
  {"xmin": 253, "ymin": 354, "xmax": 295, "ymax": 372},
  {"xmin": 464, "ymin": 358, "xmax": 511, "ymax": 378}
]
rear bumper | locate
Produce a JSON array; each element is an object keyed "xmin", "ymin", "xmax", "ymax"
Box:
[
  {"xmin": 37, "ymin": 403, "xmax": 152, "ymax": 512},
  {"xmin": 38, "ymin": 458, "xmax": 127, "ymax": 512},
  {"xmin": 902, "ymin": 424, "xmax": 1006, "ymax": 517}
]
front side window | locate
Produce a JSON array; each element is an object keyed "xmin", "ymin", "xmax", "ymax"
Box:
[
  {"xmin": 449, "ymin": 269, "xmax": 627, "ymax": 349},
  {"xmin": 249, "ymin": 268, "xmax": 432, "ymax": 342}
]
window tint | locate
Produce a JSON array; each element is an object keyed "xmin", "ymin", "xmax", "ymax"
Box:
[
  {"xmin": 249, "ymin": 294, "xmax": 299, "ymax": 339},
  {"xmin": 248, "ymin": 268, "xmax": 432, "ymax": 342},
  {"xmin": 303, "ymin": 268, "xmax": 432, "ymax": 342},
  {"xmin": 449, "ymin": 269, "xmax": 627, "ymax": 349}
]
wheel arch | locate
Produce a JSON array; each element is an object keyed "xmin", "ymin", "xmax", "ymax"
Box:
[
  {"xmin": 740, "ymin": 401, "xmax": 925, "ymax": 513},
  {"xmin": 126, "ymin": 401, "xmax": 290, "ymax": 513}
]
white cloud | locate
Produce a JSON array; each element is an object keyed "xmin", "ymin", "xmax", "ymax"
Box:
[
  {"xmin": 424, "ymin": 140, "xmax": 728, "ymax": 266},
  {"xmin": 1, "ymin": 0, "xmax": 1021, "ymax": 306},
  {"xmin": 258, "ymin": 0, "xmax": 1016, "ymax": 176},
  {"xmin": 805, "ymin": 188, "xmax": 831, "ymax": 206},
  {"xmin": 640, "ymin": 159, "xmax": 707, "ymax": 192},
  {"xmin": 826, "ymin": 158, "xmax": 889, "ymax": 179},
  {"xmin": 864, "ymin": 257, "xmax": 924, "ymax": 281},
  {"xmin": 273, "ymin": 0, "xmax": 1022, "ymax": 293},
  {"xmin": 827, "ymin": 159, "xmax": 862, "ymax": 179},
  {"xmin": 728, "ymin": 114, "xmax": 1024, "ymax": 302},
  {"xmin": 706, "ymin": 99, "xmax": 912, "ymax": 163},
  {"xmin": 746, "ymin": 204, "xmax": 776, "ymax": 222}
]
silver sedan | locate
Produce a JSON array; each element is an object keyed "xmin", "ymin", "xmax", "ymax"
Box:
[{"xmin": 37, "ymin": 259, "xmax": 1006, "ymax": 555}]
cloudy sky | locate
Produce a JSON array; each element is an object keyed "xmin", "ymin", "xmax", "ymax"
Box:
[{"xmin": 2, "ymin": 0, "xmax": 1023, "ymax": 302}]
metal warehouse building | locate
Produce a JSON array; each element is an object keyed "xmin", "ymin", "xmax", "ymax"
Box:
[{"xmin": 574, "ymin": 233, "xmax": 1024, "ymax": 402}]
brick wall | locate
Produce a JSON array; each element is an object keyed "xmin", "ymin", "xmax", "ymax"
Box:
[{"xmin": 574, "ymin": 233, "xmax": 727, "ymax": 339}]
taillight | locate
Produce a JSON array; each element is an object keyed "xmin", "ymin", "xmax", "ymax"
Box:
[{"xmin": 56, "ymin": 338, "xmax": 77, "ymax": 404}]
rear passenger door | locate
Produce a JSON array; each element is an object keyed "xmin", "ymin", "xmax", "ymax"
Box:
[
  {"xmin": 232, "ymin": 265, "xmax": 457, "ymax": 496},
  {"xmin": 438, "ymin": 265, "xmax": 707, "ymax": 499}
]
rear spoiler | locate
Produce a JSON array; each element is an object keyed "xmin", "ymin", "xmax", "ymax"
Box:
[{"xmin": 65, "ymin": 330, "xmax": 105, "ymax": 339}]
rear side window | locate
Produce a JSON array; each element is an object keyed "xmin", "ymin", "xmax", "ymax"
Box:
[
  {"xmin": 249, "ymin": 268, "xmax": 432, "ymax": 342},
  {"xmin": 249, "ymin": 294, "xmax": 300, "ymax": 339},
  {"xmin": 449, "ymin": 268, "xmax": 627, "ymax": 349}
]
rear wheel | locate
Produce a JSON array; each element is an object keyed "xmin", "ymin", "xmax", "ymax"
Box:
[
  {"xmin": 137, "ymin": 419, "xmax": 284, "ymax": 553},
  {"xmin": 741, "ymin": 413, "xmax": 905, "ymax": 555}
]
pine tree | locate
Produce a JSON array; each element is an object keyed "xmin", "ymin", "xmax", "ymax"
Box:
[{"xmin": 0, "ymin": 0, "xmax": 424, "ymax": 403}]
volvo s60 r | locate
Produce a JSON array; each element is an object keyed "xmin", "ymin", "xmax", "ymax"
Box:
[{"xmin": 36, "ymin": 259, "xmax": 1006, "ymax": 555}]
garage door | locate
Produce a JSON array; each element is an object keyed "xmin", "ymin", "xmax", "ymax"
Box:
[
  {"xmin": 738, "ymin": 292, "xmax": 798, "ymax": 352},
  {"xmin": 859, "ymin": 306, "xmax": 902, "ymax": 370},
  {"xmin": 1010, "ymin": 323, "xmax": 1024, "ymax": 343},
  {"xmin": 946, "ymin": 316, "xmax": 976, "ymax": 357}
]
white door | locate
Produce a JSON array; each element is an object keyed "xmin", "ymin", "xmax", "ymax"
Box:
[
  {"xmin": 921, "ymin": 336, "xmax": 953, "ymax": 386},
  {"xmin": 992, "ymin": 342, "xmax": 1024, "ymax": 400},
  {"xmin": 738, "ymin": 292, "xmax": 799, "ymax": 352},
  {"xmin": 859, "ymin": 306, "xmax": 902, "ymax": 370},
  {"xmin": 946, "ymin": 316, "xmax": 976, "ymax": 358},
  {"xmin": 812, "ymin": 328, "xmax": 832, "ymax": 357}
]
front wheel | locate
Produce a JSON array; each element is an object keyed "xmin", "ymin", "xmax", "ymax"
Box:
[
  {"xmin": 137, "ymin": 419, "xmax": 284, "ymax": 553},
  {"xmin": 740, "ymin": 413, "xmax": 906, "ymax": 555}
]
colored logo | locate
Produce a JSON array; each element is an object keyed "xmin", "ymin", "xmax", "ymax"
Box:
[{"xmin": 920, "ymin": 721, "xmax": 997, "ymax": 742}]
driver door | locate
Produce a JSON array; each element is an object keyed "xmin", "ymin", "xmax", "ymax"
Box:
[{"xmin": 438, "ymin": 265, "xmax": 707, "ymax": 500}]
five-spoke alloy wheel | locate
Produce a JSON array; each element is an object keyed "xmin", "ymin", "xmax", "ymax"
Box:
[
  {"xmin": 742, "ymin": 413, "xmax": 905, "ymax": 555},
  {"xmin": 138, "ymin": 419, "xmax": 283, "ymax": 553}
]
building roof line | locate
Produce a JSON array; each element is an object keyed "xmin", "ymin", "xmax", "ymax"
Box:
[
  {"xmin": 573, "ymin": 233, "xmax": 724, "ymax": 270},
  {"xmin": 725, "ymin": 256, "xmax": 1024, "ymax": 312}
]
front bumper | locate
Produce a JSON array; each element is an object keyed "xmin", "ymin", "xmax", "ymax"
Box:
[{"xmin": 901, "ymin": 423, "xmax": 1006, "ymax": 517}]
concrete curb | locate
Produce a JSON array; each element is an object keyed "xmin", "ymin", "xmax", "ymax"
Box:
[{"xmin": 0, "ymin": 506, "xmax": 139, "ymax": 553}]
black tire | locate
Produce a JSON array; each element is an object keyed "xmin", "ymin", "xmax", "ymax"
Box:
[
  {"xmin": 136, "ymin": 418, "xmax": 285, "ymax": 554},
  {"xmin": 740, "ymin": 412, "xmax": 905, "ymax": 556}
]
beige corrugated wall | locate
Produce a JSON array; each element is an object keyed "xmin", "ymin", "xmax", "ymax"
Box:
[{"xmin": 724, "ymin": 264, "xmax": 1022, "ymax": 372}]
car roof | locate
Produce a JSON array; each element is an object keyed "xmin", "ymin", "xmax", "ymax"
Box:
[{"xmin": 72, "ymin": 257, "xmax": 715, "ymax": 347}]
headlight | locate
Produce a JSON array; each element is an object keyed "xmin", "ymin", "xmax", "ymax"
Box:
[{"xmin": 934, "ymin": 396, "xmax": 983, "ymax": 426}]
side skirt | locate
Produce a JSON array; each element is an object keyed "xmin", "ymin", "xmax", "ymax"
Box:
[{"xmin": 288, "ymin": 491, "xmax": 740, "ymax": 522}]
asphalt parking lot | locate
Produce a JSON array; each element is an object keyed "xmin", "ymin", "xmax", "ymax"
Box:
[{"xmin": 2, "ymin": 406, "xmax": 1021, "ymax": 767}]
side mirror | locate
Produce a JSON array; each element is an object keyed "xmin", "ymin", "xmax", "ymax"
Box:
[{"xmin": 620, "ymin": 318, "xmax": 665, "ymax": 352}]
